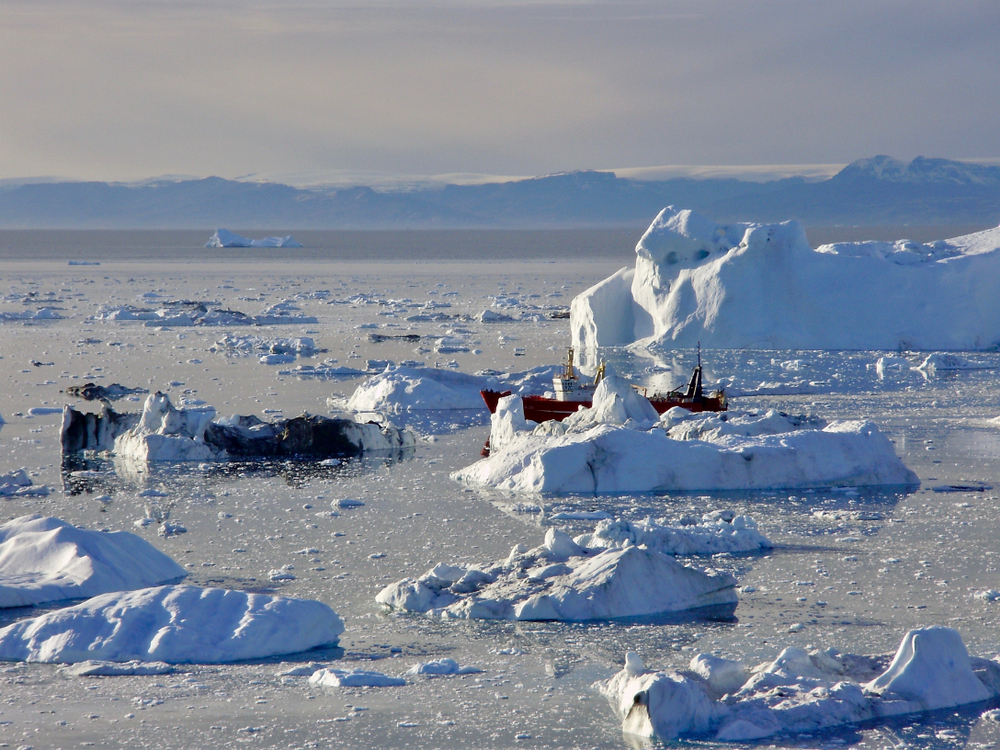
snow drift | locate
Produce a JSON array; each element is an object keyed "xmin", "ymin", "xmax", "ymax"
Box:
[
  {"xmin": 600, "ymin": 626, "xmax": 1000, "ymax": 742},
  {"xmin": 0, "ymin": 516, "xmax": 186, "ymax": 608},
  {"xmin": 376, "ymin": 528, "xmax": 736, "ymax": 621},
  {"xmin": 453, "ymin": 380, "xmax": 917, "ymax": 493},
  {"xmin": 571, "ymin": 206, "xmax": 1000, "ymax": 351},
  {"xmin": 0, "ymin": 584, "xmax": 344, "ymax": 663}
]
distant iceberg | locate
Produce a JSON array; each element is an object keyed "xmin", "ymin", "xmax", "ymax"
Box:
[
  {"xmin": 571, "ymin": 207, "xmax": 1000, "ymax": 351},
  {"xmin": 205, "ymin": 228, "xmax": 303, "ymax": 248}
]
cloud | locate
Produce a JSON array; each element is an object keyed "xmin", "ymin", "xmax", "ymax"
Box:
[{"xmin": 3, "ymin": 0, "xmax": 999, "ymax": 181}]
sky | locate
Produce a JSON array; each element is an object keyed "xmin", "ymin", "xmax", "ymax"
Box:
[{"xmin": 2, "ymin": 0, "xmax": 999, "ymax": 187}]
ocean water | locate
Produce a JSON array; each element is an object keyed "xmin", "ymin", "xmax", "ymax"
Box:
[{"xmin": 1, "ymin": 230, "xmax": 1000, "ymax": 749}]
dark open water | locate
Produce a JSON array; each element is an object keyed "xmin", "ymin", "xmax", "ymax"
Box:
[{"xmin": 0, "ymin": 225, "xmax": 993, "ymax": 263}]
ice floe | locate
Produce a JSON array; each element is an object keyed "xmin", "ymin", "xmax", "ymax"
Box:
[
  {"xmin": 454, "ymin": 381, "xmax": 916, "ymax": 492},
  {"xmin": 404, "ymin": 658, "xmax": 482, "ymax": 676},
  {"xmin": 571, "ymin": 206, "xmax": 1000, "ymax": 351},
  {"xmin": 64, "ymin": 382, "xmax": 148, "ymax": 401},
  {"xmin": 205, "ymin": 228, "xmax": 303, "ymax": 248},
  {"xmin": 60, "ymin": 392, "xmax": 414, "ymax": 462},
  {"xmin": 0, "ymin": 515, "xmax": 186, "ymax": 608},
  {"xmin": 375, "ymin": 528, "xmax": 736, "ymax": 621},
  {"xmin": 599, "ymin": 626, "xmax": 1000, "ymax": 742},
  {"xmin": 309, "ymin": 668, "xmax": 405, "ymax": 687},
  {"xmin": 0, "ymin": 584, "xmax": 344, "ymax": 663}
]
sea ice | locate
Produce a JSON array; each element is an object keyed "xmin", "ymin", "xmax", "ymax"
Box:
[
  {"xmin": 454, "ymin": 384, "xmax": 917, "ymax": 493},
  {"xmin": 0, "ymin": 515, "xmax": 186, "ymax": 608},
  {"xmin": 376, "ymin": 528, "xmax": 736, "ymax": 621},
  {"xmin": 0, "ymin": 584, "xmax": 344, "ymax": 663},
  {"xmin": 308, "ymin": 668, "xmax": 406, "ymax": 687},
  {"xmin": 599, "ymin": 626, "xmax": 1000, "ymax": 742},
  {"xmin": 405, "ymin": 658, "xmax": 483, "ymax": 676},
  {"xmin": 205, "ymin": 228, "xmax": 303, "ymax": 248},
  {"xmin": 0, "ymin": 469, "xmax": 49, "ymax": 497},
  {"xmin": 571, "ymin": 206, "xmax": 1000, "ymax": 351}
]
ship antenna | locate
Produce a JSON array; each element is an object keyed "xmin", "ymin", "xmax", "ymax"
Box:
[{"xmin": 697, "ymin": 341, "xmax": 702, "ymax": 369}]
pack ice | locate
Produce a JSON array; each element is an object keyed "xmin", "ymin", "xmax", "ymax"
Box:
[
  {"xmin": 205, "ymin": 228, "xmax": 303, "ymax": 248},
  {"xmin": 600, "ymin": 626, "xmax": 1000, "ymax": 742},
  {"xmin": 0, "ymin": 585, "xmax": 344, "ymax": 664},
  {"xmin": 0, "ymin": 515, "xmax": 186, "ymax": 608},
  {"xmin": 376, "ymin": 528, "xmax": 736, "ymax": 621},
  {"xmin": 452, "ymin": 376, "xmax": 917, "ymax": 493},
  {"xmin": 571, "ymin": 206, "xmax": 1000, "ymax": 351}
]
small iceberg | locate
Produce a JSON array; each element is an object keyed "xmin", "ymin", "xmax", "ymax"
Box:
[
  {"xmin": 599, "ymin": 626, "xmax": 1000, "ymax": 742},
  {"xmin": 0, "ymin": 515, "xmax": 186, "ymax": 608},
  {"xmin": 205, "ymin": 228, "xmax": 303, "ymax": 248},
  {"xmin": 376, "ymin": 528, "xmax": 736, "ymax": 621},
  {"xmin": 0, "ymin": 584, "xmax": 344, "ymax": 664}
]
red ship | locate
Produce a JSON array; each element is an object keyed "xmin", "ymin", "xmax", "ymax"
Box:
[{"xmin": 480, "ymin": 348, "xmax": 726, "ymax": 423}]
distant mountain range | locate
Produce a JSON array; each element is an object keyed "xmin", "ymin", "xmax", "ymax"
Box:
[{"xmin": 2, "ymin": 156, "xmax": 999, "ymax": 229}]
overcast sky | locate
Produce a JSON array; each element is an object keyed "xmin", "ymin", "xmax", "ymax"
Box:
[{"xmin": 2, "ymin": 0, "xmax": 998, "ymax": 186}]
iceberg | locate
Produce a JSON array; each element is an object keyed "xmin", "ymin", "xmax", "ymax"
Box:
[
  {"xmin": 60, "ymin": 392, "xmax": 415, "ymax": 462},
  {"xmin": 599, "ymin": 626, "xmax": 1000, "ymax": 742},
  {"xmin": 0, "ymin": 584, "xmax": 344, "ymax": 663},
  {"xmin": 0, "ymin": 515, "xmax": 186, "ymax": 608},
  {"xmin": 376, "ymin": 528, "xmax": 737, "ymax": 621},
  {"xmin": 453, "ymin": 382, "xmax": 917, "ymax": 493},
  {"xmin": 571, "ymin": 207, "xmax": 1000, "ymax": 351},
  {"xmin": 205, "ymin": 228, "xmax": 303, "ymax": 248}
]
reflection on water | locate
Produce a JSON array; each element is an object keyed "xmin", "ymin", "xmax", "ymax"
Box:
[{"xmin": 61, "ymin": 449, "xmax": 416, "ymax": 496}]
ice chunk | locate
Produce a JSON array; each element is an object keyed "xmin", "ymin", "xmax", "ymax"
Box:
[
  {"xmin": 0, "ymin": 584, "xmax": 344, "ymax": 663},
  {"xmin": 308, "ymin": 668, "xmax": 405, "ymax": 687},
  {"xmin": 598, "ymin": 626, "xmax": 1000, "ymax": 742},
  {"xmin": 0, "ymin": 515, "xmax": 186, "ymax": 608}
]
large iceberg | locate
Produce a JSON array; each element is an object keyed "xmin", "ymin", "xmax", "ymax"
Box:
[
  {"xmin": 600, "ymin": 626, "xmax": 1000, "ymax": 742},
  {"xmin": 0, "ymin": 515, "xmax": 186, "ymax": 608},
  {"xmin": 205, "ymin": 228, "xmax": 303, "ymax": 248},
  {"xmin": 0, "ymin": 584, "xmax": 344, "ymax": 664},
  {"xmin": 453, "ymin": 379, "xmax": 917, "ymax": 493},
  {"xmin": 571, "ymin": 207, "xmax": 1000, "ymax": 351},
  {"xmin": 376, "ymin": 528, "xmax": 736, "ymax": 621}
]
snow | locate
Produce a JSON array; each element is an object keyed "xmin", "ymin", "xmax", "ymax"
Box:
[
  {"xmin": 599, "ymin": 626, "xmax": 1000, "ymax": 742},
  {"xmin": 454, "ymin": 392, "xmax": 917, "ymax": 493},
  {"xmin": 0, "ymin": 584, "xmax": 345, "ymax": 663},
  {"xmin": 205, "ymin": 228, "xmax": 303, "ymax": 248},
  {"xmin": 0, "ymin": 515, "xmax": 186, "ymax": 608},
  {"xmin": 571, "ymin": 206, "xmax": 1000, "ymax": 351},
  {"xmin": 375, "ymin": 528, "xmax": 736, "ymax": 621}
]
